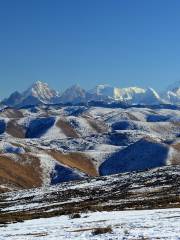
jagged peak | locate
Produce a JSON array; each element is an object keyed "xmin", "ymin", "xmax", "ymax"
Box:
[
  {"xmin": 167, "ymin": 80, "xmax": 180, "ymax": 91},
  {"xmin": 29, "ymin": 80, "xmax": 50, "ymax": 91},
  {"xmin": 146, "ymin": 87, "xmax": 160, "ymax": 97},
  {"xmin": 23, "ymin": 80, "xmax": 59, "ymax": 101},
  {"xmin": 1, "ymin": 81, "xmax": 180, "ymax": 106},
  {"xmin": 65, "ymin": 84, "xmax": 84, "ymax": 90}
]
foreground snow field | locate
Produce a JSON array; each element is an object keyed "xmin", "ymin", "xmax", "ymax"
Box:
[{"xmin": 1, "ymin": 208, "xmax": 180, "ymax": 240}]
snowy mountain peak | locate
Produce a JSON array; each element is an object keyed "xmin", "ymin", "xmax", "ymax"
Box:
[
  {"xmin": 89, "ymin": 84, "xmax": 114, "ymax": 96},
  {"xmin": 140, "ymin": 88, "xmax": 162, "ymax": 105},
  {"xmin": 65, "ymin": 84, "xmax": 84, "ymax": 91},
  {"xmin": 88, "ymin": 85, "xmax": 122, "ymax": 101},
  {"xmin": 161, "ymin": 81, "xmax": 180, "ymax": 104},
  {"xmin": 2, "ymin": 80, "xmax": 60, "ymax": 107},
  {"xmin": 59, "ymin": 84, "xmax": 86, "ymax": 103},
  {"xmin": 117, "ymin": 87, "xmax": 145, "ymax": 101},
  {"xmin": 167, "ymin": 80, "xmax": 180, "ymax": 92},
  {"xmin": 33, "ymin": 80, "xmax": 45, "ymax": 86},
  {"xmin": 1, "ymin": 80, "xmax": 180, "ymax": 107},
  {"xmin": 146, "ymin": 87, "xmax": 160, "ymax": 98},
  {"xmin": 23, "ymin": 80, "xmax": 59, "ymax": 102}
]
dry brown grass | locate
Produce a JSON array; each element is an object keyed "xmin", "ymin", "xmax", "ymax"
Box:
[
  {"xmin": 7, "ymin": 233, "xmax": 48, "ymax": 237},
  {"xmin": 126, "ymin": 112, "xmax": 140, "ymax": 121},
  {"xmin": 0, "ymin": 154, "xmax": 42, "ymax": 190},
  {"xmin": 170, "ymin": 144, "xmax": 180, "ymax": 165},
  {"xmin": 49, "ymin": 150, "xmax": 98, "ymax": 177},
  {"xmin": 83, "ymin": 116, "xmax": 108, "ymax": 133},
  {"xmin": 172, "ymin": 143, "xmax": 180, "ymax": 151},
  {"xmin": 0, "ymin": 186, "xmax": 10, "ymax": 193},
  {"xmin": 0, "ymin": 166, "xmax": 179, "ymax": 224},
  {"xmin": 0, "ymin": 109, "xmax": 24, "ymax": 118},
  {"xmin": 92, "ymin": 226, "xmax": 112, "ymax": 235},
  {"xmin": 69, "ymin": 213, "xmax": 81, "ymax": 219},
  {"xmin": 0, "ymin": 148, "xmax": 98, "ymax": 193},
  {"xmin": 56, "ymin": 119, "xmax": 79, "ymax": 138},
  {"xmin": 172, "ymin": 122, "xmax": 180, "ymax": 127},
  {"xmin": 6, "ymin": 120, "xmax": 26, "ymax": 138}
]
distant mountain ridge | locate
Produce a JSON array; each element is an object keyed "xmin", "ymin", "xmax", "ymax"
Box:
[
  {"xmin": 1, "ymin": 80, "xmax": 180, "ymax": 107},
  {"xmin": 161, "ymin": 80, "xmax": 180, "ymax": 105},
  {"xmin": 1, "ymin": 81, "xmax": 59, "ymax": 107}
]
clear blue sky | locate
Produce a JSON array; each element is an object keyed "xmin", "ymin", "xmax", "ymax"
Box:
[{"xmin": 1, "ymin": 0, "xmax": 180, "ymax": 97}]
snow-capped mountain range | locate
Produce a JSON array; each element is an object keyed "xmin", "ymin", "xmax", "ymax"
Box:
[{"xmin": 1, "ymin": 80, "xmax": 180, "ymax": 107}]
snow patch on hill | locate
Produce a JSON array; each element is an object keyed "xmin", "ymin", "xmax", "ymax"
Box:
[{"xmin": 37, "ymin": 153, "xmax": 56, "ymax": 186}]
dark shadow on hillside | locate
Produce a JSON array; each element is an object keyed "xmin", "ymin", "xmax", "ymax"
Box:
[
  {"xmin": 26, "ymin": 117, "xmax": 55, "ymax": 138},
  {"xmin": 99, "ymin": 138, "xmax": 169, "ymax": 176},
  {"xmin": 0, "ymin": 120, "xmax": 6, "ymax": 135},
  {"xmin": 51, "ymin": 164, "xmax": 84, "ymax": 184}
]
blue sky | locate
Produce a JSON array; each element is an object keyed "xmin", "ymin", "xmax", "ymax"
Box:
[{"xmin": 1, "ymin": 0, "xmax": 180, "ymax": 97}]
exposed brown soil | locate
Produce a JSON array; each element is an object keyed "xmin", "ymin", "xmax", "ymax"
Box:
[
  {"xmin": 0, "ymin": 154, "xmax": 42, "ymax": 190},
  {"xmin": 0, "ymin": 186, "xmax": 11, "ymax": 193},
  {"xmin": 170, "ymin": 143, "xmax": 180, "ymax": 165},
  {"xmin": 172, "ymin": 122, "xmax": 180, "ymax": 127},
  {"xmin": 126, "ymin": 112, "xmax": 140, "ymax": 121},
  {"xmin": 92, "ymin": 226, "xmax": 112, "ymax": 235},
  {"xmin": 49, "ymin": 150, "xmax": 98, "ymax": 177},
  {"xmin": 172, "ymin": 142, "xmax": 180, "ymax": 151},
  {"xmin": 0, "ymin": 109, "xmax": 24, "ymax": 118},
  {"xmin": 151, "ymin": 124, "xmax": 174, "ymax": 135},
  {"xmin": 56, "ymin": 119, "xmax": 79, "ymax": 138},
  {"xmin": 83, "ymin": 116, "xmax": 108, "ymax": 133},
  {"xmin": 6, "ymin": 120, "xmax": 26, "ymax": 138}
]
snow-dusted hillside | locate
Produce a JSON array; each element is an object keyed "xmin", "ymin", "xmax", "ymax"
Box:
[
  {"xmin": 0, "ymin": 101, "xmax": 179, "ymax": 239},
  {"xmin": 0, "ymin": 103, "xmax": 179, "ymax": 192},
  {"xmin": 0, "ymin": 165, "xmax": 179, "ymax": 228}
]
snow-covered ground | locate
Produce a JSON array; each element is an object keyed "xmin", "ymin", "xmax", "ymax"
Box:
[{"xmin": 1, "ymin": 208, "xmax": 180, "ymax": 240}]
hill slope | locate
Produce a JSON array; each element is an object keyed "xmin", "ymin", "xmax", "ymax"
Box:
[
  {"xmin": 0, "ymin": 165, "xmax": 179, "ymax": 224},
  {"xmin": 0, "ymin": 105, "xmax": 179, "ymax": 192}
]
